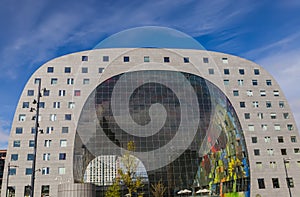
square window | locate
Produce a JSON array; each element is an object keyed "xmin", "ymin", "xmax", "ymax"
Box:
[
  {"xmin": 223, "ymin": 79, "xmax": 229, "ymax": 85},
  {"xmin": 258, "ymin": 113, "xmax": 264, "ymax": 119},
  {"xmin": 278, "ymin": 136, "xmax": 284, "ymax": 143},
  {"xmin": 279, "ymin": 101, "xmax": 285, "ymax": 108},
  {"xmin": 58, "ymin": 167, "xmax": 66, "ymax": 175},
  {"xmin": 82, "ymin": 67, "xmax": 88, "ymax": 73},
  {"xmin": 291, "ymin": 136, "xmax": 297, "ymax": 143},
  {"xmin": 264, "ymin": 136, "xmax": 271, "ymax": 143},
  {"xmin": 44, "ymin": 140, "xmax": 51, "ymax": 147},
  {"xmin": 50, "ymin": 114, "xmax": 56, "ymax": 121},
  {"xmin": 254, "ymin": 149, "xmax": 260, "ymax": 156},
  {"xmin": 103, "ymin": 56, "xmax": 109, "ymax": 62},
  {"xmin": 25, "ymin": 168, "xmax": 32, "ymax": 175},
  {"xmin": 222, "ymin": 57, "xmax": 228, "ymax": 64},
  {"xmin": 274, "ymin": 124, "xmax": 281, "ymax": 131},
  {"xmin": 256, "ymin": 162, "xmax": 262, "ymax": 169},
  {"xmin": 183, "ymin": 57, "xmax": 189, "ymax": 63},
  {"xmin": 258, "ymin": 178, "xmax": 265, "ymax": 189},
  {"xmin": 60, "ymin": 140, "xmax": 67, "ymax": 147},
  {"xmin": 273, "ymin": 90, "xmax": 279, "ymax": 96},
  {"xmin": 294, "ymin": 148, "xmax": 300, "ymax": 154},
  {"xmin": 246, "ymin": 90, "xmax": 253, "ymax": 96},
  {"xmin": 46, "ymin": 127, "xmax": 53, "ymax": 134},
  {"xmin": 260, "ymin": 90, "xmax": 266, "ymax": 96},
  {"xmin": 59, "ymin": 153, "xmax": 66, "ymax": 160},
  {"xmin": 233, "ymin": 90, "xmax": 239, "ymax": 96},
  {"xmin": 53, "ymin": 102, "xmax": 60, "ymax": 109},
  {"xmin": 163, "ymin": 57, "xmax": 170, "ymax": 63},
  {"xmin": 82, "ymin": 56, "xmax": 88, "ymax": 61},
  {"xmin": 67, "ymin": 78, "xmax": 74, "ymax": 85},
  {"xmin": 124, "ymin": 56, "xmax": 130, "ymax": 62},
  {"xmin": 270, "ymin": 161, "xmax": 277, "ymax": 168},
  {"xmin": 41, "ymin": 185, "xmax": 50, "ymax": 195},
  {"xmin": 51, "ymin": 78, "xmax": 58, "ymax": 85},
  {"xmin": 267, "ymin": 149, "xmax": 274, "ymax": 156},
  {"xmin": 144, "ymin": 56, "xmax": 150, "ymax": 62},
  {"xmin": 252, "ymin": 80, "xmax": 258, "ymax": 86},
  {"xmin": 9, "ymin": 168, "xmax": 16, "ymax": 175},
  {"xmin": 240, "ymin": 102, "xmax": 245, "ymax": 108},
  {"xmin": 62, "ymin": 127, "xmax": 69, "ymax": 133},
  {"xmin": 83, "ymin": 78, "xmax": 90, "ymax": 84},
  {"xmin": 281, "ymin": 149, "xmax": 287, "ymax": 155},
  {"xmin": 248, "ymin": 125, "xmax": 255, "ymax": 131},
  {"xmin": 239, "ymin": 69, "xmax": 245, "ymax": 75},
  {"xmin": 11, "ymin": 154, "xmax": 18, "ymax": 161},
  {"xmin": 287, "ymin": 124, "xmax": 293, "ymax": 131},
  {"xmin": 283, "ymin": 113, "xmax": 289, "ymax": 119},
  {"xmin": 74, "ymin": 90, "xmax": 81, "ymax": 96},
  {"xmin": 43, "ymin": 153, "xmax": 50, "ymax": 161},
  {"xmin": 58, "ymin": 90, "xmax": 66, "ymax": 96},
  {"xmin": 29, "ymin": 140, "xmax": 35, "ymax": 147},
  {"xmin": 47, "ymin": 67, "xmax": 54, "ymax": 73},
  {"xmin": 16, "ymin": 127, "xmax": 23, "ymax": 134},
  {"xmin": 203, "ymin": 57, "xmax": 209, "ymax": 63},
  {"xmin": 252, "ymin": 101, "xmax": 259, "ymax": 108},
  {"xmin": 27, "ymin": 90, "xmax": 34, "ymax": 96},
  {"xmin": 254, "ymin": 69, "xmax": 260, "ymax": 75},
  {"xmin": 237, "ymin": 79, "xmax": 244, "ymax": 86},
  {"xmin": 252, "ymin": 137, "xmax": 257, "ymax": 143},
  {"xmin": 19, "ymin": 114, "xmax": 26, "ymax": 121},
  {"xmin": 244, "ymin": 113, "xmax": 250, "ymax": 119},
  {"xmin": 43, "ymin": 90, "xmax": 50, "ymax": 96},
  {"xmin": 266, "ymin": 101, "xmax": 272, "ymax": 108},
  {"xmin": 39, "ymin": 102, "xmax": 45, "ymax": 108},
  {"xmin": 99, "ymin": 68, "xmax": 104, "ymax": 73},
  {"xmin": 224, "ymin": 69, "xmax": 230, "ymax": 75},
  {"xmin": 22, "ymin": 102, "xmax": 29, "ymax": 108},
  {"xmin": 266, "ymin": 80, "xmax": 272, "ymax": 86},
  {"xmin": 208, "ymin": 68, "xmax": 214, "ymax": 74},
  {"xmin": 272, "ymin": 178, "xmax": 280, "ymax": 188},
  {"xmin": 42, "ymin": 167, "xmax": 50, "ymax": 175},
  {"xmin": 65, "ymin": 114, "xmax": 72, "ymax": 120},
  {"xmin": 64, "ymin": 67, "xmax": 71, "ymax": 73},
  {"xmin": 68, "ymin": 102, "xmax": 75, "ymax": 109},
  {"xmin": 27, "ymin": 154, "xmax": 34, "ymax": 160},
  {"xmin": 270, "ymin": 113, "xmax": 276, "ymax": 119},
  {"xmin": 34, "ymin": 78, "xmax": 41, "ymax": 84}
]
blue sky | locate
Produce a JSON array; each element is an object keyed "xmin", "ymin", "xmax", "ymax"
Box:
[{"xmin": 0, "ymin": 0, "xmax": 300, "ymax": 149}]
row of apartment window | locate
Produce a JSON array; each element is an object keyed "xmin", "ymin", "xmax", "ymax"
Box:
[
  {"xmin": 7, "ymin": 185, "xmax": 50, "ymax": 196},
  {"xmin": 18, "ymin": 113, "xmax": 73, "ymax": 122},
  {"xmin": 210, "ymin": 68, "xmax": 261, "ymax": 75},
  {"xmin": 27, "ymin": 89, "xmax": 81, "ymax": 97},
  {"xmin": 257, "ymin": 177, "xmax": 294, "ymax": 189},
  {"xmin": 247, "ymin": 124, "xmax": 294, "ymax": 131},
  {"xmin": 251, "ymin": 136, "xmax": 297, "ymax": 143},
  {"xmin": 223, "ymin": 79, "xmax": 273, "ymax": 87},
  {"xmin": 253, "ymin": 148, "xmax": 300, "ymax": 156},
  {"xmin": 233, "ymin": 89, "xmax": 278, "ymax": 97},
  {"xmin": 11, "ymin": 152, "xmax": 67, "ymax": 161},
  {"xmin": 15, "ymin": 126, "xmax": 69, "ymax": 134},
  {"xmin": 9, "ymin": 166, "xmax": 65, "ymax": 176},
  {"xmin": 244, "ymin": 112, "xmax": 290, "ymax": 120},
  {"xmin": 22, "ymin": 101, "xmax": 75, "ymax": 109},
  {"xmin": 12, "ymin": 139, "xmax": 67, "ymax": 147},
  {"xmin": 240, "ymin": 100, "xmax": 284, "ymax": 108},
  {"xmin": 255, "ymin": 160, "xmax": 300, "ymax": 169}
]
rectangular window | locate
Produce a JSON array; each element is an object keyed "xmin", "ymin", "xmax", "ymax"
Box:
[
  {"xmin": 27, "ymin": 90, "xmax": 34, "ymax": 96},
  {"xmin": 83, "ymin": 78, "xmax": 90, "ymax": 84},
  {"xmin": 103, "ymin": 56, "xmax": 109, "ymax": 62},
  {"xmin": 203, "ymin": 57, "xmax": 209, "ymax": 63},
  {"xmin": 294, "ymin": 148, "xmax": 300, "ymax": 154},
  {"xmin": 99, "ymin": 68, "xmax": 104, "ymax": 73},
  {"xmin": 252, "ymin": 101, "xmax": 259, "ymax": 108},
  {"xmin": 43, "ymin": 89, "xmax": 50, "ymax": 96},
  {"xmin": 16, "ymin": 127, "xmax": 23, "ymax": 134},
  {"xmin": 224, "ymin": 69, "xmax": 230, "ymax": 75},
  {"xmin": 254, "ymin": 149, "xmax": 260, "ymax": 156},
  {"xmin": 46, "ymin": 127, "xmax": 53, "ymax": 134},
  {"xmin": 260, "ymin": 90, "xmax": 266, "ymax": 96},
  {"xmin": 254, "ymin": 69, "xmax": 260, "ymax": 75},
  {"xmin": 62, "ymin": 127, "xmax": 69, "ymax": 133},
  {"xmin": 124, "ymin": 56, "xmax": 130, "ymax": 62},
  {"xmin": 272, "ymin": 178, "xmax": 280, "ymax": 188},
  {"xmin": 58, "ymin": 90, "xmax": 66, "ymax": 96},
  {"xmin": 279, "ymin": 101, "xmax": 285, "ymax": 108},
  {"xmin": 273, "ymin": 90, "xmax": 279, "ymax": 96},
  {"xmin": 208, "ymin": 68, "xmax": 214, "ymax": 75},
  {"xmin": 19, "ymin": 114, "xmax": 26, "ymax": 121},
  {"xmin": 67, "ymin": 78, "xmax": 74, "ymax": 85},
  {"xmin": 287, "ymin": 177, "xmax": 294, "ymax": 188},
  {"xmin": 60, "ymin": 140, "xmax": 67, "ymax": 147},
  {"xmin": 82, "ymin": 56, "xmax": 88, "ymax": 61},
  {"xmin": 240, "ymin": 102, "xmax": 245, "ymax": 108},
  {"xmin": 50, "ymin": 114, "xmax": 56, "ymax": 121},
  {"xmin": 237, "ymin": 79, "xmax": 244, "ymax": 86},
  {"xmin": 222, "ymin": 57, "xmax": 228, "ymax": 64},
  {"xmin": 258, "ymin": 178, "xmax": 265, "ymax": 189},
  {"xmin": 291, "ymin": 136, "xmax": 297, "ymax": 143},
  {"xmin": 82, "ymin": 67, "xmax": 88, "ymax": 73},
  {"xmin": 27, "ymin": 154, "xmax": 34, "ymax": 161},
  {"xmin": 59, "ymin": 153, "xmax": 66, "ymax": 160},
  {"xmin": 9, "ymin": 168, "xmax": 16, "ymax": 175},
  {"xmin": 244, "ymin": 113, "xmax": 250, "ymax": 119},
  {"xmin": 287, "ymin": 124, "xmax": 293, "ymax": 131},
  {"xmin": 65, "ymin": 114, "xmax": 72, "ymax": 120},
  {"xmin": 29, "ymin": 140, "xmax": 35, "ymax": 147},
  {"xmin": 22, "ymin": 102, "xmax": 29, "ymax": 108},
  {"xmin": 42, "ymin": 167, "xmax": 50, "ymax": 175},
  {"xmin": 246, "ymin": 90, "xmax": 253, "ymax": 96},
  {"xmin": 251, "ymin": 137, "xmax": 257, "ymax": 143},
  {"xmin": 163, "ymin": 57, "xmax": 170, "ymax": 63},
  {"xmin": 258, "ymin": 113, "xmax": 263, "ymax": 119},
  {"xmin": 144, "ymin": 56, "xmax": 150, "ymax": 62},
  {"xmin": 44, "ymin": 140, "xmax": 52, "ymax": 147},
  {"xmin": 270, "ymin": 161, "xmax": 277, "ymax": 168},
  {"xmin": 183, "ymin": 57, "xmax": 189, "ymax": 63},
  {"xmin": 267, "ymin": 149, "xmax": 274, "ymax": 156},
  {"xmin": 281, "ymin": 149, "xmax": 287, "ymax": 155},
  {"xmin": 34, "ymin": 78, "xmax": 41, "ymax": 84},
  {"xmin": 252, "ymin": 80, "xmax": 258, "ymax": 86},
  {"xmin": 43, "ymin": 153, "xmax": 50, "ymax": 161},
  {"xmin": 278, "ymin": 136, "xmax": 284, "ymax": 143},
  {"xmin": 233, "ymin": 90, "xmax": 239, "ymax": 96},
  {"xmin": 274, "ymin": 124, "xmax": 281, "ymax": 131},
  {"xmin": 41, "ymin": 185, "xmax": 50, "ymax": 196},
  {"xmin": 58, "ymin": 167, "xmax": 66, "ymax": 175},
  {"xmin": 266, "ymin": 80, "xmax": 272, "ymax": 86},
  {"xmin": 74, "ymin": 90, "xmax": 81, "ymax": 96},
  {"xmin": 51, "ymin": 78, "xmax": 58, "ymax": 85},
  {"xmin": 47, "ymin": 67, "xmax": 54, "ymax": 73},
  {"xmin": 53, "ymin": 102, "xmax": 60, "ymax": 109},
  {"xmin": 223, "ymin": 79, "xmax": 229, "ymax": 85},
  {"xmin": 283, "ymin": 113, "xmax": 289, "ymax": 119},
  {"xmin": 249, "ymin": 125, "xmax": 255, "ymax": 131},
  {"xmin": 68, "ymin": 102, "xmax": 75, "ymax": 109},
  {"xmin": 256, "ymin": 162, "xmax": 262, "ymax": 169},
  {"xmin": 270, "ymin": 113, "xmax": 276, "ymax": 119},
  {"xmin": 239, "ymin": 69, "xmax": 245, "ymax": 75},
  {"xmin": 39, "ymin": 102, "xmax": 45, "ymax": 108},
  {"xmin": 25, "ymin": 168, "xmax": 32, "ymax": 175},
  {"xmin": 11, "ymin": 154, "xmax": 18, "ymax": 161},
  {"xmin": 64, "ymin": 67, "xmax": 71, "ymax": 73},
  {"xmin": 264, "ymin": 136, "xmax": 271, "ymax": 143}
]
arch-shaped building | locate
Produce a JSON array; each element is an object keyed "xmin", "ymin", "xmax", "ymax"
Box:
[{"xmin": 2, "ymin": 28, "xmax": 300, "ymax": 197}]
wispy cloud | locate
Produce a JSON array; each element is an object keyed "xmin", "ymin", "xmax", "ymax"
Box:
[{"xmin": 0, "ymin": 117, "xmax": 10, "ymax": 149}]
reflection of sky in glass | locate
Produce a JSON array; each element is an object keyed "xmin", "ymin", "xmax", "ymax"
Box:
[{"xmin": 95, "ymin": 26, "xmax": 205, "ymax": 50}]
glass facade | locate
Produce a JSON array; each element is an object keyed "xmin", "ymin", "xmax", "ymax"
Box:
[{"xmin": 74, "ymin": 70, "xmax": 250, "ymax": 197}]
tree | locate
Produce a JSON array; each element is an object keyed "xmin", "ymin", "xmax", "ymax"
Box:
[
  {"xmin": 105, "ymin": 178, "xmax": 121, "ymax": 197},
  {"xmin": 118, "ymin": 141, "xmax": 144, "ymax": 197},
  {"xmin": 151, "ymin": 180, "xmax": 167, "ymax": 197}
]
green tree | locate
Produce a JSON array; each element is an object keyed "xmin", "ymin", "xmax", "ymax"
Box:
[
  {"xmin": 151, "ymin": 180, "xmax": 167, "ymax": 197},
  {"xmin": 118, "ymin": 141, "xmax": 144, "ymax": 197},
  {"xmin": 105, "ymin": 178, "xmax": 121, "ymax": 197}
]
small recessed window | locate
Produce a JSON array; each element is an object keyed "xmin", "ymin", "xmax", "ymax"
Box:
[
  {"xmin": 44, "ymin": 140, "xmax": 52, "ymax": 147},
  {"xmin": 47, "ymin": 67, "xmax": 54, "ymax": 73},
  {"xmin": 43, "ymin": 90, "xmax": 50, "ymax": 96},
  {"xmin": 67, "ymin": 78, "xmax": 74, "ymax": 85},
  {"xmin": 266, "ymin": 101, "xmax": 272, "ymax": 108},
  {"xmin": 260, "ymin": 90, "xmax": 266, "ymax": 96},
  {"xmin": 22, "ymin": 102, "xmax": 29, "ymax": 108},
  {"xmin": 246, "ymin": 90, "xmax": 253, "ymax": 96},
  {"xmin": 51, "ymin": 78, "xmax": 58, "ymax": 85},
  {"xmin": 82, "ymin": 56, "xmax": 88, "ymax": 61},
  {"xmin": 29, "ymin": 140, "xmax": 35, "ymax": 147},
  {"xmin": 252, "ymin": 101, "xmax": 259, "ymax": 108},
  {"xmin": 39, "ymin": 102, "xmax": 45, "ymax": 108},
  {"xmin": 257, "ymin": 113, "xmax": 263, "ymax": 119},
  {"xmin": 272, "ymin": 178, "xmax": 280, "ymax": 188},
  {"xmin": 16, "ymin": 127, "xmax": 23, "ymax": 134},
  {"xmin": 252, "ymin": 137, "xmax": 257, "ymax": 143},
  {"xmin": 266, "ymin": 80, "xmax": 272, "ymax": 86},
  {"xmin": 287, "ymin": 124, "xmax": 293, "ymax": 131},
  {"xmin": 281, "ymin": 149, "xmax": 287, "ymax": 155},
  {"xmin": 65, "ymin": 114, "xmax": 72, "ymax": 121},
  {"xmin": 103, "ymin": 56, "xmax": 109, "ymax": 62},
  {"xmin": 224, "ymin": 69, "xmax": 230, "ymax": 75},
  {"xmin": 254, "ymin": 69, "xmax": 260, "ymax": 75},
  {"xmin": 252, "ymin": 80, "xmax": 258, "ymax": 86},
  {"xmin": 11, "ymin": 154, "xmax": 18, "ymax": 161},
  {"xmin": 270, "ymin": 161, "xmax": 277, "ymax": 168},
  {"xmin": 144, "ymin": 56, "xmax": 150, "ymax": 62},
  {"xmin": 83, "ymin": 78, "xmax": 90, "ymax": 85},
  {"xmin": 9, "ymin": 168, "xmax": 16, "ymax": 175},
  {"xmin": 244, "ymin": 113, "xmax": 250, "ymax": 119},
  {"xmin": 99, "ymin": 68, "xmax": 104, "ymax": 73},
  {"xmin": 60, "ymin": 140, "xmax": 67, "ymax": 147},
  {"xmin": 270, "ymin": 113, "xmax": 276, "ymax": 119},
  {"xmin": 248, "ymin": 125, "xmax": 254, "ymax": 131},
  {"xmin": 240, "ymin": 102, "xmax": 246, "ymax": 108},
  {"xmin": 59, "ymin": 153, "xmax": 66, "ymax": 160},
  {"xmin": 279, "ymin": 101, "xmax": 285, "ymax": 108},
  {"xmin": 58, "ymin": 167, "xmax": 66, "ymax": 175},
  {"xmin": 262, "ymin": 124, "xmax": 268, "ymax": 131},
  {"xmin": 223, "ymin": 79, "xmax": 229, "ymax": 85},
  {"xmin": 233, "ymin": 90, "xmax": 239, "ymax": 96},
  {"xmin": 222, "ymin": 57, "xmax": 228, "ymax": 64},
  {"xmin": 27, "ymin": 154, "xmax": 34, "ymax": 160},
  {"xmin": 34, "ymin": 78, "xmax": 41, "ymax": 84},
  {"xmin": 68, "ymin": 102, "xmax": 75, "ymax": 109},
  {"xmin": 62, "ymin": 127, "xmax": 69, "ymax": 133},
  {"xmin": 163, "ymin": 57, "xmax": 170, "ymax": 63},
  {"xmin": 42, "ymin": 167, "xmax": 50, "ymax": 175},
  {"xmin": 122, "ymin": 56, "xmax": 130, "ymax": 62},
  {"xmin": 278, "ymin": 136, "xmax": 284, "ymax": 143},
  {"xmin": 294, "ymin": 148, "xmax": 300, "ymax": 154},
  {"xmin": 239, "ymin": 69, "xmax": 245, "ymax": 75},
  {"xmin": 183, "ymin": 57, "xmax": 189, "ymax": 63},
  {"xmin": 283, "ymin": 113, "xmax": 289, "ymax": 119},
  {"xmin": 273, "ymin": 90, "xmax": 279, "ymax": 96},
  {"xmin": 274, "ymin": 124, "xmax": 281, "ymax": 131},
  {"xmin": 82, "ymin": 67, "xmax": 88, "ymax": 73},
  {"xmin": 254, "ymin": 149, "xmax": 260, "ymax": 156},
  {"xmin": 291, "ymin": 136, "xmax": 297, "ymax": 143},
  {"xmin": 13, "ymin": 140, "xmax": 21, "ymax": 147},
  {"xmin": 256, "ymin": 162, "xmax": 262, "ymax": 169},
  {"xmin": 53, "ymin": 102, "xmax": 60, "ymax": 109},
  {"xmin": 74, "ymin": 90, "xmax": 81, "ymax": 96},
  {"xmin": 64, "ymin": 67, "xmax": 71, "ymax": 73},
  {"xmin": 25, "ymin": 168, "xmax": 32, "ymax": 175},
  {"xmin": 19, "ymin": 114, "xmax": 26, "ymax": 121},
  {"xmin": 27, "ymin": 90, "xmax": 34, "ymax": 96},
  {"xmin": 45, "ymin": 127, "xmax": 53, "ymax": 134},
  {"xmin": 237, "ymin": 79, "xmax": 244, "ymax": 86},
  {"xmin": 203, "ymin": 57, "xmax": 209, "ymax": 63},
  {"xmin": 58, "ymin": 90, "xmax": 65, "ymax": 97},
  {"xmin": 208, "ymin": 68, "xmax": 214, "ymax": 75},
  {"xmin": 50, "ymin": 114, "xmax": 56, "ymax": 121},
  {"xmin": 267, "ymin": 149, "xmax": 274, "ymax": 156}
]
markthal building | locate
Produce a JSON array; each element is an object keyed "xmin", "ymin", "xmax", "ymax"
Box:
[{"xmin": 3, "ymin": 27, "xmax": 300, "ymax": 197}]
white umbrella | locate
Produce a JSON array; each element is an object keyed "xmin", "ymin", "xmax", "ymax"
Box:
[{"xmin": 196, "ymin": 188, "xmax": 210, "ymax": 194}]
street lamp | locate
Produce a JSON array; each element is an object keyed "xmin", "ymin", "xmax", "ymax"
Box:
[
  {"xmin": 283, "ymin": 158, "xmax": 292, "ymax": 197},
  {"xmin": 5, "ymin": 162, "xmax": 18, "ymax": 197}
]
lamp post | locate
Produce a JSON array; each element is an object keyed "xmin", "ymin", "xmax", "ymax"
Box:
[
  {"xmin": 30, "ymin": 79, "xmax": 42, "ymax": 197},
  {"xmin": 5, "ymin": 162, "xmax": 18, "ymax": 197},
  {"xmin": 283, "ymin": 158, "xmax": 292, "ymax": 197}
]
